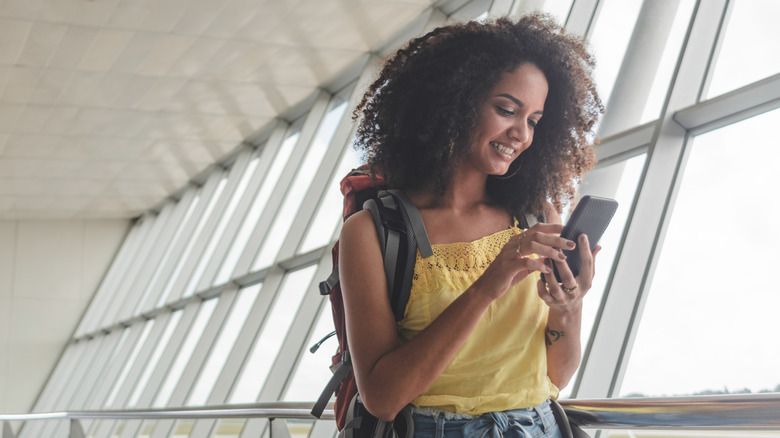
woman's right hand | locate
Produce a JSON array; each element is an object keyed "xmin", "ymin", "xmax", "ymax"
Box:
[{"xmin": 473, "ymin": 223, "xmax": 575, "ymax": 301}]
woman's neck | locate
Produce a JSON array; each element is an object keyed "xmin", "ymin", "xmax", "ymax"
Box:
[{"xmin": 408, "ymin": 167, "xmax": 490, "ymax": 212}]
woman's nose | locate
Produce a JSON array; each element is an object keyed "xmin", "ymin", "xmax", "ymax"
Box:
[{"xmin": 508, "ymin": 123, "xmax": 530, "ymax": 144}]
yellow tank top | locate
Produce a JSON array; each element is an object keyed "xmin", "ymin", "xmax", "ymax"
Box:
[{"xmin": 398, "ymin": 227, "xmax": 559, "ymax": 415}]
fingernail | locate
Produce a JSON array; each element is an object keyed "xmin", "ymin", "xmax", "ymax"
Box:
[
  {"xmin": 566, "ymin": 240, "xmax": 576, "ymax": 249},
  {"xmin": 557, "ymin": 250, "xmax": 566, "ymax": 261}
]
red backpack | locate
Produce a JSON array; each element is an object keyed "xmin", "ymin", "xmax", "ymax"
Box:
[{"xmin": 310, "ymin": 166, "xmax": 433, "ymax": 436}]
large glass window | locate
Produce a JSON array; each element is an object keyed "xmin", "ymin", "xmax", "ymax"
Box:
[
  {"xmin": 544, "ymin": 1, "xmax": 573, "ymax": 24},
  {"xmin": 154, "ymin": 299, "xmax": 219, "ymax": 407},
  {"xmin": 298, "ymin": 141, "xmax": 362, "ymax": 254},
  {"xmin": 620, "ymin": 109, "xmax": 780, "ymax": 397},
  {"xmin": 252, "ymin": 101, "xmax": 348, "ymax": 270},
  {"xmin": 580, "ymin": 154, "xmax": 647, "ymax": 344},
  {"xmin": 707, "ymin": 0, "xmax": 780, "ymax": 98},
  {"xmin": 187, "ymin": 284, "xmax": 262, "ymax": 406},
  {"xmin": 283, "ymin": 302, "xmax": 335, "ymax": 401},
  {"xmin": 126, "ymin": 310, "xmax": 183, "ymax": 408},
  {"xmin": 214, "ymin": 130, "xmax": 300, "ymax": 285},
  {"xmin": 156, "ymin": 175, "xmax": 228, "ymax": 306},
  {"xmin": 228, "ymin": 266, "xmax": 317, "ymax": 404},
  {"xmin": 84, "ymin": 327, "xmax": 132, "ymax": 409},
  {"xmin": 135, "ymin": 192, "xmax": 202, "ymax": 315},
  {"xmin": 639, "ymin": 0, "xmax": 697, "ymax": 124},
  {"xmin": 104, "ymin": 319, "xmax": 155, "ymax": 408},
  {"xmin": 183, "ymin": 153, "xmax": 261, "ymax": 297},
  {"xmin": 587, "ymin": 0, "xmax": 643, "ymax": 107},
  {"xmin": 557, "ymin": 153, "xmax": 647, "ymax": 398}
]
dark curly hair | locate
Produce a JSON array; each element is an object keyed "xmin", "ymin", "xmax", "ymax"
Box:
[{"xmin": 352, "ymin": 13, "xmax": 603, "ymax": 216}]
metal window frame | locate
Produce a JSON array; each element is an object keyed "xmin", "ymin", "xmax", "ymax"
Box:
[
  {"xmin": 138, "ymin": 173, "xmax": 223, "ymax": 314},
  {"xmin": 78, "ymin": 215, "xmax": 153, "ymax": 335},
  {"xmin": 574, "ymin": 0, "xmax": 732, "ymax": 398},
  {"xmin": 103, "ymin": 202, "xmax": 178, "ymax": 326},
  {"xmin": 165, "ymin": 149, "xmax": 257, "ymax": 304},
  {"xmin": 243, "ymin": 92, "xmax": 333, "ymax": 273},
  {"xmin": 153, "ymin": 170, "xmax": 228, "ymax": 309},
  {"xmin": 129, "ymin": 189, "xmax": 201, "ymax": 316}
]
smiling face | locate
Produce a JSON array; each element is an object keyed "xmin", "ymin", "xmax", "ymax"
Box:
[{"xmin": 467, "ymin": 63, "xmax": 549, "ymax": 177}]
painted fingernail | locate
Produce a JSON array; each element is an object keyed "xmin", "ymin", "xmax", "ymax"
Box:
[
  {"xmin": 566, "ymin": 240, "xmax": 576, "ymax": 248},
  {"xmin": 557, "ymin": 250, "xmax": 566, "ymax": 261}
]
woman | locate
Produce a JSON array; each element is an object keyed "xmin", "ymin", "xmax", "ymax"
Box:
[{"xmin": 339, "ymin": 13, "xmax": 603, "ymax": 437}]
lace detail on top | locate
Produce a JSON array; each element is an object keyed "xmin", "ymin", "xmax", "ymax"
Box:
[{"xmin": 411, "ymin": 227, "xmax": 519, "ymax": 301}]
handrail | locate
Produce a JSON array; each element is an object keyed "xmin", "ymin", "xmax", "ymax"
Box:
[
  {"xmin": 2, "ymin": 394, "xmax": 779, "ymax": 430},
  {"xmin": 0, "ymin": 402, "xmax": 334, "ymax": 422}
]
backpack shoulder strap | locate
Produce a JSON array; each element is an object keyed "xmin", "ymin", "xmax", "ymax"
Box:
[
  {"xmin": 364, "ymin": 190, "xmax": 431, "ymax": 322},
  {"xmin": 383, "ymin": 189, "xmax": 432, "ymax": 258},
  {"xmin": 517, "ymin": 211, "xmax": 546, "ymax": 229},
  {"xmin": 525, "ymin": 213, "xmax": 538, "ymax": 228}
]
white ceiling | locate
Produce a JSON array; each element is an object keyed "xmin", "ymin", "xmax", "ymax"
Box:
[{"xmin": 0, "ymin": 0, "xmax": 435, "ymax": 220}]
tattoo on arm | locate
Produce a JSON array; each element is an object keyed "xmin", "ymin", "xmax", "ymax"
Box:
[{"xmin": 545, "ymin": 327, "xmax": 565, "ymax": 345}]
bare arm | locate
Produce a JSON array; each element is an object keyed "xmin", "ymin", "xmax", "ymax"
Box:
[{"xmin": 339, "ymin": 210, "xmax": 566, "ymax": 420}]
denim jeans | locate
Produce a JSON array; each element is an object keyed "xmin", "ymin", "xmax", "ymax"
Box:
[{"xmin": 411, "ymin": 399, "xmax": 561, "ymax": 438}]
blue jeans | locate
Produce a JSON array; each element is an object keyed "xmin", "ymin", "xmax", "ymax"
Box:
[{"xmin": 411, "ymin": 399, "xmax": 561, "ymax": 438}]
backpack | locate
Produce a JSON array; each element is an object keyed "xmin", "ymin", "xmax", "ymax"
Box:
[
  {"xmin": 310, "ymin": 165, "xmax": 433, "ymax": 436},
  {"xmin": 310, "ymin": 165, "xmax": 540, "ymax": 436}
]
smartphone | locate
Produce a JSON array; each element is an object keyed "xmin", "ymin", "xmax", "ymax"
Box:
[{"xmin": 548, "ymin": 195, "xmax": 618, "ymax": 283}]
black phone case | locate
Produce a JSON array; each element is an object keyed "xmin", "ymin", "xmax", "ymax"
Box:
[{"xmin": 552, "ymin": 195, "xmax": 618, "ymax": 283}]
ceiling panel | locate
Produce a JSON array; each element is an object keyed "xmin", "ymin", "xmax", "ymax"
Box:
[{"xmin": 0, "ymin": 0, "xmax": 437, "ymax": 219}]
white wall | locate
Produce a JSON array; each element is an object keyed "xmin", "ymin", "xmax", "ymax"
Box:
[{"xmin": 0, "ymin": 219, "xmax": 129, "ymax": 414}]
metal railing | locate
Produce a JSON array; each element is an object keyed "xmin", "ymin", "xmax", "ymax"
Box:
[
  {"xmin": 2, "ymin": 394, "xmax": 779, "ymax": 438},
  {"xmin": 0, "ymin": 402, "xmax": 334, "ymax": 438}
]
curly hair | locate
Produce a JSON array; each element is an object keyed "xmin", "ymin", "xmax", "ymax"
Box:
[{"xmin": 352, "ymin": 13, "xmax": 603, "ymax": 216}]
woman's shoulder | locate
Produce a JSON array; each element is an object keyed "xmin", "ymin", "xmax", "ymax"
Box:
[{"xmin": 341, "ymin": 209, "xmax": 375, "ymax": 242}]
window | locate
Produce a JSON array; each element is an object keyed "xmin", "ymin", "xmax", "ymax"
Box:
[
  {"xmin": 283, "ymin": 302, "xmax": 335, "ymax": 401},
  {"xmin": 158, "ymin": 175, "xmax": 228, "ymax": 306},
  {"xmin": 154, "ymin": 299, "xmax": 219, "ymax": 407},
  {"xmin": 620, "ymin": 109, "xmax": 780, "ymax": 397},
  {"xmin": 252, "ymin": 101, "xmax": 348, "ymax": 270},
  {"xmin": 587, "ymin": 0, "xmax": 643, "ymax": 107},
  {"xmin": 560, "ymin": 153, "xmax": 647, "ymax": 399},
  {"xmin": 707, "ymin": 0, "xmax": 780, "ymax": 98},
  {"xmin": 135, "ymin": 192, "xmax": 202, "ymax": 314},
  {"xmin": 298, "ymin": 141, "xmax": 361, "ymax": 254},
  {"xmin": 187, "ymin": 284, "xmax": 261, "ymax": 406},
  {"xmin": 183, "ymin": 153, "xmax": 261, "ymax": 297},
  {"xmin": 639, "ymin": 0, "xmax": 697, "ymax": 123},
  {"xmin": 214, "ymin": 130, "xmax": 300, "ymax": 285},
  {"xmin": 104, "ymin": 319, "xmax": 155, "ymax": 408},
  {"xmin": 229, "ymin": 266, "xmax": 317, "ymax": 403},
  {"xmin": 126, "ymin": 310, "xmax": 183, "ymax": 408}
]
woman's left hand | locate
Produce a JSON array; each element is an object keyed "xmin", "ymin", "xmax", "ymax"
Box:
[{"xmin": 537, "ymin": 233, "xmax": 600, "ymax": 309}]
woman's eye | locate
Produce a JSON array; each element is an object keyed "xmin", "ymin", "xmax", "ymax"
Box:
[
  {"xmin": 496, "ymin": 106, "xmax": 514, "ymax": 116},
  {"xmin": 528, "ymin": 119, "xmax": 538, "ymax": 128}
]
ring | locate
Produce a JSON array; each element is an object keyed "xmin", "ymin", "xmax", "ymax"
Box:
[
  {"xmin": 561, "ymin": 284, "xmax": 577, "ymax": 295},
  {"xmin": 516, "ymin": 230, "xmax": 527, "ymax": 256}
]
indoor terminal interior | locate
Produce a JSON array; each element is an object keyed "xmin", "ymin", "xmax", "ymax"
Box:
[{"xmin": 1, "ymin": 0, "xmax": 778, "ymax": 437}]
